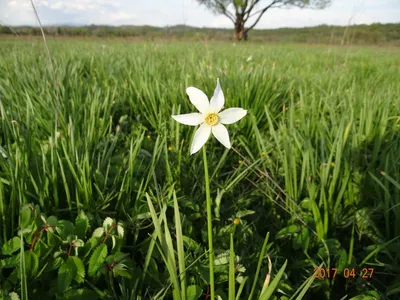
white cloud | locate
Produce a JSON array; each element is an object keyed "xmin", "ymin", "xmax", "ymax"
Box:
[
  {"xmin": 47, "ymin": 0, "xmax": 117, "ymax": 12},
  {"xmin": 7, "ymin": 0, "xmax": 30, "ymax": 9},
  {"xmin": 109, "ymin": 12, "xmax": 136, "ymax": 22},
  {"xmin": 0, "ymin": 0, "xmax": 398, "ymax": 28}
]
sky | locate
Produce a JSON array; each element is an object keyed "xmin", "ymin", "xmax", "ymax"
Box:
[{"xmin": 0, "ymin": 0, "xmax": 399, "ymax": 29}]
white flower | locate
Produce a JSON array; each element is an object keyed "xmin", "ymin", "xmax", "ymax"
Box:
[{"xmin": 172, "ymin": 79, "xmax": 247, "ymax": 155}]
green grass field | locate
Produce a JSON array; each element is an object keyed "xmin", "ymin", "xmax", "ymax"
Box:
[{"xmin": 0, "ymin": 38, "xmax": 400, "ymax": 299}]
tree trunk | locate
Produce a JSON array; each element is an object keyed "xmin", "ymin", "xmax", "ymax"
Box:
[{"xmin": 234, "ymin": 14, "xmax": 245, "ymax": 41}]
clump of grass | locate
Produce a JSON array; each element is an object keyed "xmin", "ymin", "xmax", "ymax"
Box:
[{"xmin": 0, "ymin": 38, "xmax": 399, "ymax": 299}]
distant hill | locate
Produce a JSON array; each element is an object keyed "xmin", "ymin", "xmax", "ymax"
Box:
[{"xmin": 1, "ymin": 23, "xmax": 399, "ymax": 46}]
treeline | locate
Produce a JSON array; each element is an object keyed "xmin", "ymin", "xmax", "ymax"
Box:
[{"xmin": 1, "ymin": 23, "xmax": 399, "ymax": 45}]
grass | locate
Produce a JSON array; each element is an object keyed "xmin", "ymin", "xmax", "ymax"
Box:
[{"xmin": 0, "ymin": 37, "xmax": 400, "ymax": 299}]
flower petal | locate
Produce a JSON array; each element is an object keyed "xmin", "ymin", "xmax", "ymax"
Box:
[
  {"xmin": 190, "ymin": 123, "xmax": 211, "ymax": 155},
  {"xmin": 212, "ymin": 123, "xmax": 231, "ymax": 149},
  {"xmin": 209, "ymin": 78, "xmax": 224, "ymax": 113},
  {"xmin": 171, "ymin": 113, "xmax": 204, "ymax": 126},
  {"xmin": 186, "ymin": 87, "xmax": 210, "ymax": 113},
  {"xmin": 218, "ymin": 108, "xmax": 247, "ymax": 124}
]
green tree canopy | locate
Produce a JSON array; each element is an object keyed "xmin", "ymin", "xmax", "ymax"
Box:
[{"xmin": 196, "ymin": 0, "xmax": 331, "ymax": 40}]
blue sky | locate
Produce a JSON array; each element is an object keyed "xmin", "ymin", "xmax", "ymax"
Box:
[{"xmin": 0, "ymin": 0, "xmax": 399, "ymax": 29}]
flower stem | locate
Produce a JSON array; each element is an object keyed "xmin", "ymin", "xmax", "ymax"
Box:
[{"xmin": 203, "ymin": 146, "xmax": 215, "ymax": 300}]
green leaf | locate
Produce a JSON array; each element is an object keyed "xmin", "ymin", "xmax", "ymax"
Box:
[
  {"xmin": 214, "ymin": 251, "xmax": 230, "ymax": 266},
  {"xmin": 21, "ymin": 205, "xmax": 32, "ymax": 228},
  {"xmin": 0, "ymin": 255, "xmax": 20, "ymax": 268},
  {"xmin": 75, "ymin": 211, "xmax": 89, "ymax": 239},
  {"xmin": 88, "ymin": 244, "xmax": 107, "ymax": 277},
  {"xmin": 259, "ymin": 260, "xmax": 288, "ymax": 300},
  {"xmin": 64, "ymin": 288, "xmax": 99, "ymax": 300},
  {"xmin": 103, "ymin": 217, "xmax": 114, "ymax": 231},
  {"xmin": 23, "ymin": 250, "xmax": 39, "ymax": 279},
  {"xmin": 318, "ymin": 239, "xmax": 341, "ymax": 259},
  {"xmin": 182, "ymin": 236, "xmax": 200, "ymax": 250},
  {"xmin": 348, "ymin": 296, "xmax": 377, "ymax": 300},
  {"xmin": 58, "ymin": 258, "xmax": 76, "ymax": 293},
  {"xmin": 187, "ymin": 285, "xmax": 202, "ymax": 300},
  {"xmin": 73, "ymin": 239, "xmax": 85, "ymax": 248},
  {"xmin": 276, "ymin": 225, "xmax": 300, "ymax": 239},
  {"xmin": 92, "ymin": 228, "xmax": 104, "ymax": 238},
  {"xmin": 117, "ymin": 222, "xmax": 124, "ymax": 238},
  {"xmin": 337, "ymin": 249, "xmax": 347, "ymax": 273},
  {"xmin": 47, "ymin": 216, "xmax": 58, "ymax": 227},
  {"xmin": 34, "ymin": 240, "xmax": 50, "ymax": 258},
  {"xmin": 83, "ymin": 237, "xmax": 98, "ymax": 259},
  {"xmin": 47, "ymin": 230, "xmax": 62, "ymax": 247},
  {"xmin": 112, "ymin": 263, "xmax": 132, "ymax": 279},
  {"xmin": 196, "ymin": 265, "xmax": 210, "ymax": 284},
  {"xmin": 8, "ymin": 292, "xmax": 20, "ymax": 300},
  {"xmin": 57, "ymin": 220, "xmax": 75, "ymax": 240},
  {"xmin": 70, "ymin": 256, "xmax": 85, "ymax": 283},
  {"xmin": 236, "ymin": 210, "xmax": 255, "ymax": 218},
  {"xmin": 299, "ymin": 227, "xmax": 310, "ymax": 252},
  {"xmin": 116, "ymin": 252, "xmax": 130, "ymax": 262},
  {"xmin": 2, "ymin": 237, "xmax": 21, "ymax": 255}
]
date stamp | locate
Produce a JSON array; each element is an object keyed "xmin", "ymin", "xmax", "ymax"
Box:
[{"xmin": 313, "ymin": 267, "xmax": 374, "ymax": 279}]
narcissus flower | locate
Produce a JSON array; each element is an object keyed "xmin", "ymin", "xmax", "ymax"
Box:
[{"xmin": 172, "ymin": 79, "xmax": 247, "ymax": 155}]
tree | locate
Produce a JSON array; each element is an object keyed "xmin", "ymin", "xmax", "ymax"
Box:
[{"xmin": 196, "ymin": 0, "xmax": 331, "ymax": 41}]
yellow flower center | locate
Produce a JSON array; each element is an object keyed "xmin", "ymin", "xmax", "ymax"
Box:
[
  {"xmin": 233, "ymin": 218, "xmax": 240, "ymax": 225},
  {"xmin": 204, "ymin": 113, "xmax": 219, "ymax": 126}
]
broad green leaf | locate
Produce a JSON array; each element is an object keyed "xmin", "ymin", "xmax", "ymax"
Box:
[
  {"xmin": 214, "ymin": 252, "xmax": 230, "ymax": 265},
  {"xmin": 47, "ymin": 216, "xmax": 58, "ymax": 227},
  {"xmin": 67, "ymin": 234, "xmax": 78, "ymax": 243},
  {"xmin": 88, "ymin": 244, "xmax": 107, "ymax": 277},
  {"xmin": 73, "ymin": 239, "xmax": 85, "ymax": 248},
  {"xmin": 58, "ymin": 258, "xmax": 76, "ymax": 293},
  {"xmin": 349, "ymin": 296, "xmax": 377, "ymax": 300},
  {"xmin": 57, "ymin": 220, "xmax": 75, "ymax": 240},
  {"xmin": 47, "ymin": 230, "xmax": 62, "ymax": 247},
  {"xmin": 2, "ymin": 237, "xmax": 21, "ymax": 255},
  {"xmin": 8, "ymin": 292, "xmax": 20, "ymax": 300},
  {"xmin": 318, "ymin": 239, "xmax": 341, "ymax": 259},
  {"xmin": 23, "ymin": 250, "xmax": 39, "ymax": 279},
  {"xmin": 21, "ymin": 205, "xmax": 32, "ymax": 228},
  {"xmin": 236, "ymin": 210, "xmax": 255, "ymax": 218},
  {"xmin": 103, "ymin": 217, "xmax": 114, "ymax": 231},
  {"xmin": 34, "ymin": 240, "xmax": 50, "ymax": 258},
  {"xmin": 276, "ymin": 225, "xmax": 300, "ymax": 239},
  {"xmin": 182, "ymin": 236, "xmax": 200, "ymax": 250},
  {"xmin": 112, "ymin": 263, "xmax": 132, "ymax": 279},
  {"xmin": 92, "ymin": 228, "xmax": 104, "ymax": 238},
  {"xmin": 113, "ymin": 252, "xmax": 130, "ymax": 263},
  {"xmin": 0, "ymin": 255, "xmax": 20, "ymax": 268},
  {"xmin": 75, "ymin": 211, "xmax": 89, "ymax": 239},
  {"xmin": 83, "ymin": 237, "xmax": 98, "ymax": 259},
  {"xmin": 70, "ymin": 256, "xmax": 85, "ymax": 283},
  {"xmin": 187, "ymin": 285, "xmax": 202, "ymax": 300},
  {"xmin": 117, "ymin": 222, "xmax": 124, "ymax": 238}
]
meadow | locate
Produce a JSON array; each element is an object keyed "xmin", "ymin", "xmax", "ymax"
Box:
[{"xmin": 0, "ymin": 38, "xmax": 399, "ymax": 299}]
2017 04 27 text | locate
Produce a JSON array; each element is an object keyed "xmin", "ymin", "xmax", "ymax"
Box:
[{"xmin": 313, "ymin": 268, "xmax": 374, "ymax": 279}]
